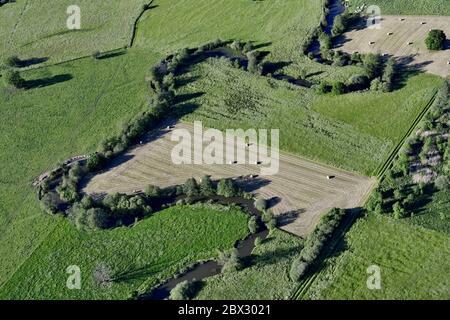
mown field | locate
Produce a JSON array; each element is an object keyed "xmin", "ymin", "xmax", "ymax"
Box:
[
  {"xmin": 196, "ymin": 229, "xmax": 304, "ymax": 300},
  {"xmin": 304, "ymin": 213, "xmax": 450, "ymax": 300},
  {"xmin": 0, "ymin": 204, "xmax": 249, "ymax": 299},
  {"xmin": 349, "ymin": 0, "xmax": 450, "ymax": 15},
  {"xmin": 84, "ymin": 122, "xmax": 374, "ymax": 237},
  {"xmin": 180, "ymin": 58, "xmax": 441, "ymax": 175},
  {"xmin": 0, "ymin": 0, "xmax": 147, "ymax": 64}
]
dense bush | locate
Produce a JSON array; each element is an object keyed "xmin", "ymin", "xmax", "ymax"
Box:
[
  {"xmin": 254, "ymin": 198, "xmax": 268, "ymax": 212},
  {"xmin": 290, "ymin": 208, "xmax": 346, "ymax": 281},
  {"xmin": 200, "ymin": 175, "xmax": 215, "ymax": 196},
  {"xmin": 248, "ymin": 215, "xmax": 258, "ymax": 234},
  {"xmin": 5, "ymin": 55, "xmax": 22, "ymax": 68},
  {"xmin": 425, "ymin": 29, "xmax": 446, "ymax": 50},
  {"xmin": 3, "ymin": 69, "xmax": 24, "ymax": 88},
  {"xmin": 103, "ymin": 193, "xmax": 152, "ymax": 220},
  {"xmin": 145, "ymin": 184, "xmax": 162, "ymax": 198},
  {"xmin": 332, "ymin": 11, "xmax": 358, "ymax": 37},
  {"xmin": 332, "ymin": 81, "xmax": 345, "ymax": 95},
  {"xmin": 183, "ymin": 178, "xmax": 200, "ymax": 197},
  {"xmin": 169, "ymin": 280, "xmax": 195, "ymax": 300},
  {"xmin": 218, "ymin": 248, "xmax": 242, "ymax": 273},
  {"xmin": 363, "ymin": 53, "xmax": 382, "ymax": 79},
  {"xmin": 217, "ymin": 178, "xmax": 238, "ymax": 198}
]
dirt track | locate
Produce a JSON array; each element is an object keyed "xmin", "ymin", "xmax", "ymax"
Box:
[
  {"xmin": 336, "ymin": 15, "xmax": 450, "ymax": 77},
  {"xmin": 84, "ymin": 122, "xmax": 375, "ymax": 237}
]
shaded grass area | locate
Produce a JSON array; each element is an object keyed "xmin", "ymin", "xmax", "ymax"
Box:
[
  {"xmin": 179, "ymin": 58, "xmax": 440, "ymax": 175},
  {"xmin": 0, "ymin": 0, "xmax": 148, "ymax": 64},
  {"xmin": 407, "ymin": 190, "xmax": 450, "ymax": 235},
  {"xmin": 196, "ymin": 229, "xmax": 303, "ymax": 300},
  {"xmin": 349, "ymin": 0, "xmax": 450, "ymax": 15},
  {"xmin": 0, "ymin": 48, "xmax": 161, "ymax": 287},
  {"xmin": 305, "ymin": 213, "xmax": 450, "ymax": 300},
  {"xmin": 0, "ymin": 204, "xmax": 249, "ymax": 299}
]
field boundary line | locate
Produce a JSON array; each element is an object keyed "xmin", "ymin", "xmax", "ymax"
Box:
[
  {"xmin": 375, "ymin": 89, "xmax": 438, "ymax": 179},
  {"xmin": 290, "ymin": 208, "xmax": 362, "ymax": 300},
  {"xmin": 129, "ymin": 0, "xmax": 155, "ymax": 48}
]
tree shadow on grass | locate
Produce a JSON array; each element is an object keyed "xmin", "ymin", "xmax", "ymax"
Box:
[
  {"xmin": 276, "ymin": 209, "xmax": 306, "ymax": 227},
  {"xmin": 97, "ymin": 50, "xmax": 126, "ymax": 60},
  {"xmin": 19, "ymin": 57, "xmax": 49, "ymax": 67},
  {"xmin": 23, "ymin": 74, "xmax": 73, "ymax": 89},
  {"xmin": 244, "ymin": 245, "xmax": 299, "ymax": 269},
  {"xmin": 392, "ymin": 54, "xmax": 432, "ymax": 90}
]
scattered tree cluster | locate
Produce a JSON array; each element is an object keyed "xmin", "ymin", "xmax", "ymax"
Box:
[
  {"xmin": 331, "ymin": 10, "xmax": 359, "ymax": 37},
  {"xmin": 316, "ymin": 53, "xmax": 396, "ymax": 95},
  {"xmin": 367, "ymin": 80, "xmax": 450, "ymax": 220}
]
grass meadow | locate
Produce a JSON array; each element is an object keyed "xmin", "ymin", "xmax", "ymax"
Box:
[
  {"xmin": 0, "ymin": 204, "xmax": 249, "ymax": 299},
  {"xmin": 407, "ymin": 190, "xmax": 450, "ymax": 235},
  {"xmin": 180, "ymin": 58, "xmax": 441, "ymax": 175},
  {"xmin": 0, "ymin": 0, "xmax": 147, "ymax": 64},
  {"xmin": 0, "ymin": 48, "xmax": 161, "ymax": 288},
  {"xmin": 196, "ymin": 229, "xmax": 304, "ymax": 300},
  {"xmin": 349, "ymin": 0, "xmax": 450, "ymax": 15},
  {"xmin": 305, "ymin": 213, "xmax": 450, "ymax": 300}
]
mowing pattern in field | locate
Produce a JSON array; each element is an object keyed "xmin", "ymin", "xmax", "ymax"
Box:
[
  {"xmin": 84, "ymin": 122, "xmax": 375, "ymax": 237},
  {"xmin": 337, "ymin": 15, "xmax": 450, "ymax": 77}
]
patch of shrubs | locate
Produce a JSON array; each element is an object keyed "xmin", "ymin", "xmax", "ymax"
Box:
[
  {"xmin": 425, "ymin": 29, "xmax": 446, "ymax": 51},
  {"xmin": 290, "ymin": 208, "xmax": 346, "ymax": 281},
  {"xmin": 2, "ymin": 69, "xmax": 25, "ymax": 88},
  {"xmin": 369, "ymin": 80, "xmax": 450, "ymax": 220}
]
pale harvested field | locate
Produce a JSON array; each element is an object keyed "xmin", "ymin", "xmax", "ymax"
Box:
[
  {"xmin": 84, "ymin": 122, "xmax": 375, "ymax": 237},
  {"xmin": 337, "ymin": 15, "xmax": 450, "ymax": 77}
]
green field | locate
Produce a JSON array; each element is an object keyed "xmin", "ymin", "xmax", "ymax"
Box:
[
  {"xmin": 305, "ymin": 213, "xmax": 450, "ymax": 300},
  {"xmin": 1, "ymin": 0, "xmax": 449, "ymax": 300},
  {"xmin": 135, "ymin": 0, "xmax": 320, "ymax": 61},
  {"xmin": 0, "ymin": 0, "xmax": 147, "ymax": 64},
  {"xmin": 0, "ymin": 48, "xmax": 160, "ymax": 287},
  {"xmin": 180, "ymin": 58, "xmax": 441, "ymax": 175},
  {"xmin": 349, "ymin": 0, "xmax": 450, "ymax": 15},
  {"xmin": 407, "ymin": 190, "xmax": 450, "ymax": 235},
  {"xmin": 196, "ymin": 229, "xmax": 304, "ymax": 300},
  {"xmin": 0, "ymin": 204, "xmax": 249, "ymax": 299}
]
